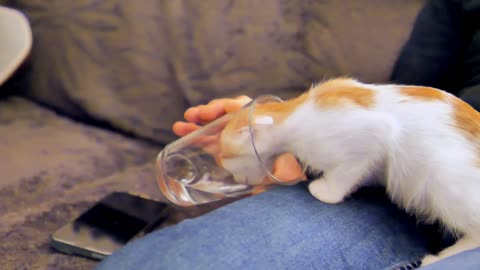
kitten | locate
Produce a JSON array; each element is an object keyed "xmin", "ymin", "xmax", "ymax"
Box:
[{"xmin": 219, "ymin": 78, "xmax": 480, "ymax": 266}]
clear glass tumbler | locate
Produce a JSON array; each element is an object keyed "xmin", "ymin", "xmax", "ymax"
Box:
[{"xmin": 155, "ymin": 95, "xmax": 306, "ymax": 207}]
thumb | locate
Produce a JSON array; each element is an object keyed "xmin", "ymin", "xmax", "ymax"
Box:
[{"xmin": 272, "ymin": 154, "xmax": 304, "ymax": 182}]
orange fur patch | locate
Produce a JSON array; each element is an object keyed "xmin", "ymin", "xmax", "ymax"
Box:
[
  {"xmin": 451, "ymin": 97, "xmax": 480, "ymax": 139},
  {"xmin": 399, "ymin": 86, "xmax": 446, "ymax": 101},
  {"xmin": 254, "ymin": 92, "xmax": 309, "ymax": 121},
  {"xmin": 314, "ymin": 79, "xmax": 375, "ymax": 108},
  {"xmin": 223, "ymin": 92, "xmax": 309, "ymax": 133},
  {"xmin": 220, "ymin": 93, "xmax": 309, "ymax": 158},
  {"xmin": 450, "ymin": 96, "xmax": 480, "ymax": 167}
]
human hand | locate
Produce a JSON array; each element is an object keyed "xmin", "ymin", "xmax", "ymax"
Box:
[
  {"xmin": 173, "ymin": 95, "xmax": 252, "ymax": 136},
  {"xmin": 172, "ymin": 95, "xmax": 305, "ymax": 183}
]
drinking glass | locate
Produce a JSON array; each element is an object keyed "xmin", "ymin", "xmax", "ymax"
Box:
[{"xmin": 155, "ymin": 95, "xmax": 306, "ymax": 206}]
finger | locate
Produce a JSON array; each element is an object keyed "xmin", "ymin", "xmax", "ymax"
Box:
[
  {"xmin": 199, "ymin": 96, "xmax": 252, "ymax": 122},
  {"xmin": 234, "ymin": 95, "xmax": 253, "ymax": 102},
  {"xmin": 226, "ymin": 95, "xmax": 252, "ymax": 112},
  {"xmin": 172, "ymin": 121, "xmax": 201, "ymax": 136},
  {"xmin": 272, "ymin": 154, "xmax": 304, "ymax": 182},
  {"xmin": 206, "ymin": 97, "xmax": 251, "ymax": 116},
  {"xmin": 185, "ymin": 102, "xmax": 229, "ymax": 125},
  {"xmin": 184, "ymin": 107, "xmax": 202, "ymax": 124},
  {"xmin": 184, "ymin": 96, "xmax": 252, "ymax": 124},
  {"xmin": 198, "ymin": 102, "xmax": 227, "ymax": 122},
  {"xmin": 223, "ymin": 100, "xmax": 249, "ymax": 113},
  {"xmin": 207, "ymin": 95, "xmax": 251, "ymax": 106}
]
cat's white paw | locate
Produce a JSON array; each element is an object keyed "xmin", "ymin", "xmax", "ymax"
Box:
[
  {"xmin": 308, "ymin": 180, "xmax": 345, "ymax": 204},
  {"xmin": 421, "ymin": 254, "xmax": 440, "ymax": 266}
]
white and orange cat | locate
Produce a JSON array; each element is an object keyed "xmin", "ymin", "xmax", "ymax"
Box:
[{"xmin": 219, "ymin": 78, "xmax": 480, "ymax": 266}]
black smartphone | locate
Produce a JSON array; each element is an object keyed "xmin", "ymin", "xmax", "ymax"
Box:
[{"xmin": 50, "ymin": 192, "xmax": 169, "ymax": 260}]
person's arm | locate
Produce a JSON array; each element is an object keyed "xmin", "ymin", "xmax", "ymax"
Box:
[{"xmin": 390, "ymin": 0, "xmax": 471, "ymax": 95}]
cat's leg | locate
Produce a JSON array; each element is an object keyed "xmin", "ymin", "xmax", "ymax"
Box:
[
  {"xmin": 308, "ymin": 159, "xmax": 376, "ymax": 204},
  {"xmin": 421, "ymin": 236, "xmax": 480, "ymax": 266},
  {"xmin": 307, "ymin": 112, "xmax": 392, "ymax": 204}
]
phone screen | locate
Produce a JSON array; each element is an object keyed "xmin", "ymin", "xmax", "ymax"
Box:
[{"xmin": 51, "ymin": 192, "xmax": 169, "ymax": 260}]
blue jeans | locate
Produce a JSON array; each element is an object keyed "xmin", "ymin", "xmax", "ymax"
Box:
[{"xmin": 96, "ymin": 184, "xmax": 479, "ymax": 270}]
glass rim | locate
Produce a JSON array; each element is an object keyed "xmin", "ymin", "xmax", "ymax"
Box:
[
  {"xmin": 156, "ymin": 149, "xmax": 186, "ymax": 205},
  {"xmin": 247, "ymin": 95, "xmax": 307, "ymax": 185}
]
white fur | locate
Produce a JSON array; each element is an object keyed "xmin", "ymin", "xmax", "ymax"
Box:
[{"xmin": 225, "ymin": 80, "xmax": 480, "ymax": 266}]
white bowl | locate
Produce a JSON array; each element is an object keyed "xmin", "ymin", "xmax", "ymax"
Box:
[{"xmin": 0, "ymin": 6, "xmax": 32, "ymax": 87}]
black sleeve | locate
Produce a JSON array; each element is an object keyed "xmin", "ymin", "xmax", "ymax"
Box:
[{"xmin": 390, "ymin": 0, "xmax": 472, "ymax": 96}]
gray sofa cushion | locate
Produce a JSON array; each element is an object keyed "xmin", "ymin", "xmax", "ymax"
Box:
[
  {"xmin": 10, "ymin": 0, "xmax": 423, "ymax": 144},
  {"xmin": 0, "ymin": 97, "xmax": 162, "ymax": 269},
  {"xmin": 0, "ymin": 97, "xmax": 159, "ymax": 190}
]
